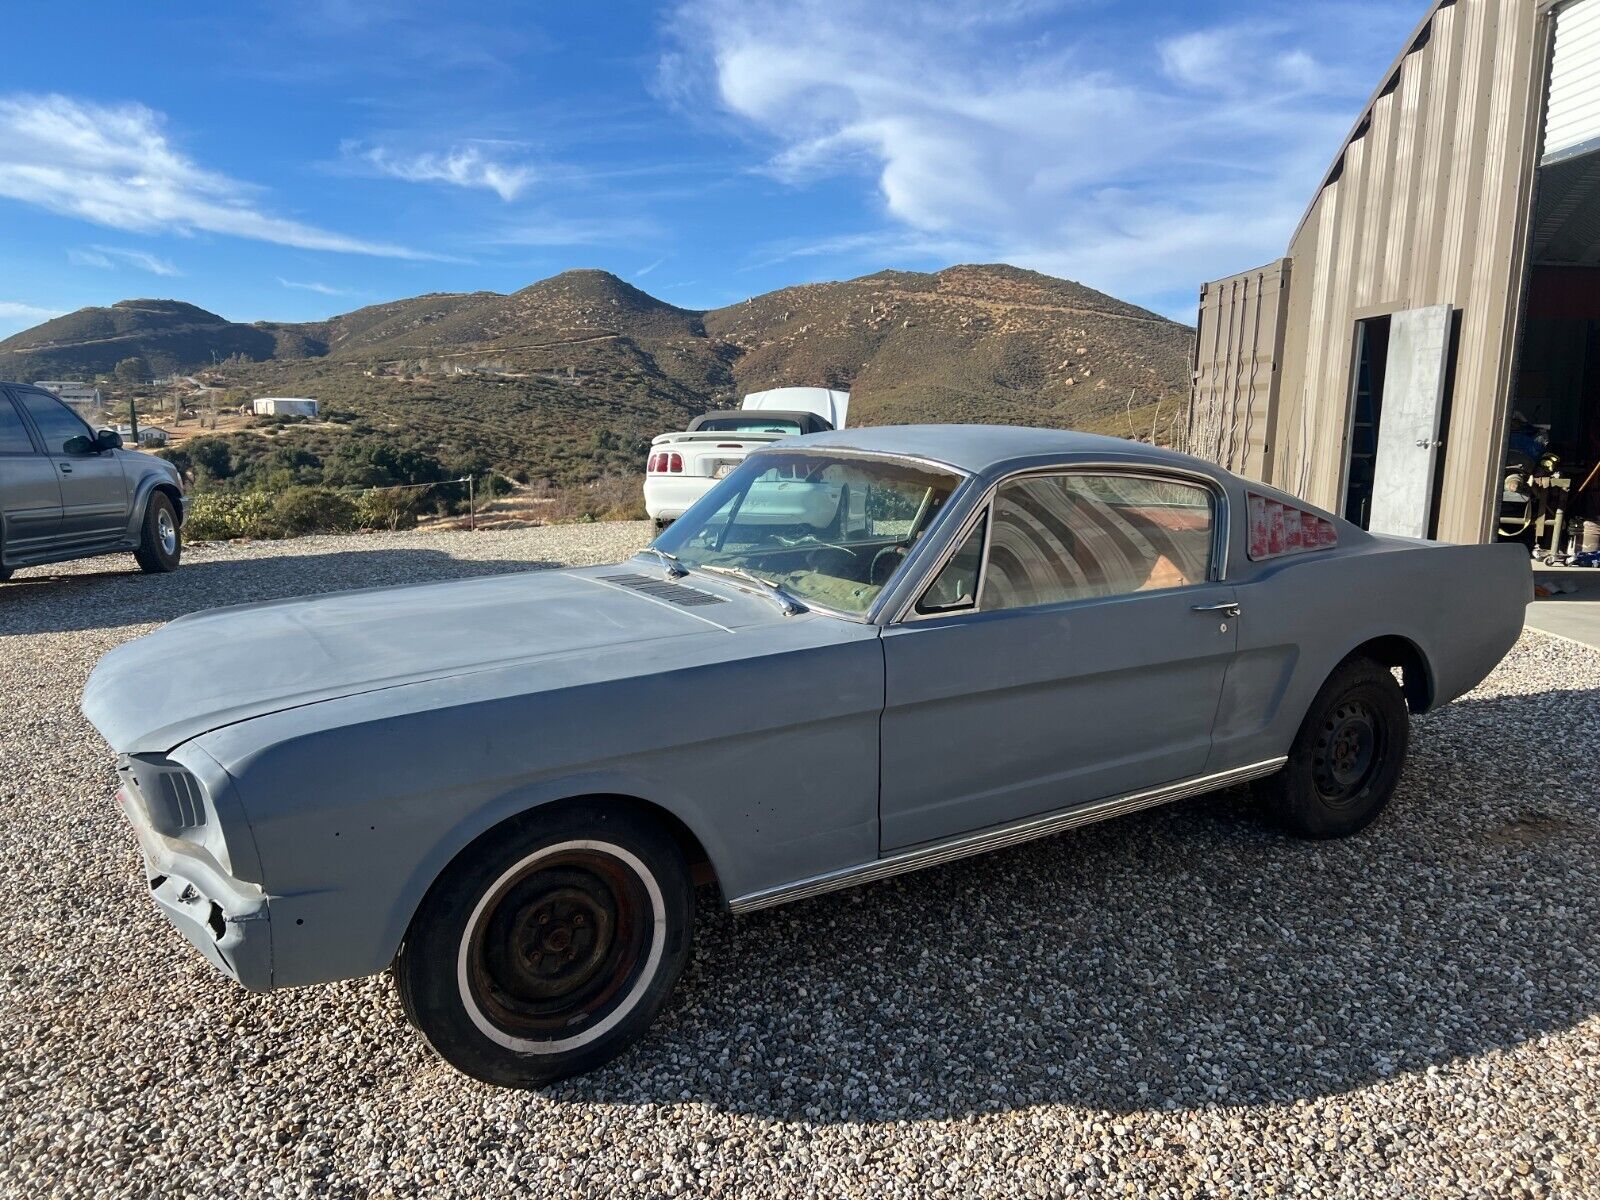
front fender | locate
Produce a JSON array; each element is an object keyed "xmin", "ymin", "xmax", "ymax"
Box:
[{"xmin": 124, "ymin": 467, "xmax": 184, "ymax": 541}]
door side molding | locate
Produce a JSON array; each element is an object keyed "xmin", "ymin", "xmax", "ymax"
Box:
[{"xmin": 728, "ymin": 756, "xmax": 1288, "ymax": 913}]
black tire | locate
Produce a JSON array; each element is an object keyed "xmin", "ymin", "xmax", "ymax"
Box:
[
  {"xmin": 1258, "ymin": 656, "xmax": 1410, "ymax": 839},
  {"xmin": 394, "ymin": 802, "xmax": 693, "ymax": 1088},
  {"xmin": 133, "ymin": 493, "xmax": 181, "ymax": 573}
]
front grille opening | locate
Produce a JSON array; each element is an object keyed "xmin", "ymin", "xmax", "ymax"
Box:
[{"xmin": 598, "ymin": 573, "xmax": 727, "ymax": 607}]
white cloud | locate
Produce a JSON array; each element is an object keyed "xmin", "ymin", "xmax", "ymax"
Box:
[
  {"xmin": 634, "ymin": 257, "xmax": 665, "ymax": 278},
  {"xmin": 67, "ymin": 244, "xmax": 181, "ymax": 275},
  {"xmin": 487, "ymin": 213, "xmax": 660, "ymax": 246},
  {"xmin": 349, "ymin": 141, "xmax": 538, "ymax": 201},
  {"xmin": 277, "ymin": 277, "xmax": 357, "ymax": 296},
  {"xmin": 0, "ymin": 93, "xmax": 432, "ymax": 258},
  {"xmin": 0, "ymin": 300, "xmax": 65, "ymax": 338},
  {"xmin": 667, "ymin": 0, "xmax": 1414, "ymax": 314}
]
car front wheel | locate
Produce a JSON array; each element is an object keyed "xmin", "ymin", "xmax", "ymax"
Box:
[
  {"xmin": 133, "ymin": 493, "xmax": 182, "ymax": 573},
  {"xmin": 394, "ymin": 802, "xmax": 694, "ymax": 1087},
  {"xmin": 1259, "ymin": 655, "xmax": 1410, "ymax": 839}
]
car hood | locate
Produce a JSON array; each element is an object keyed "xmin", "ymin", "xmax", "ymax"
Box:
[{"xmin": 82, "ymin": 565, "xmax": 736, "ymax": 754}]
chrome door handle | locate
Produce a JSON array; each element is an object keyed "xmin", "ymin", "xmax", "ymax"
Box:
[
  {"xmin": 1191, "ymin": 601, "xmax": 1240, "ymax": 617},
  {"xmin": 58, "ymin": 463, "xmax": 72, "ymax": 473}
]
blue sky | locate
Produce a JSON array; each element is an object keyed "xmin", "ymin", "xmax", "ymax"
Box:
[{"xmin": 0, "ymin": 0, "xmax": 1426, "ymax": 338}]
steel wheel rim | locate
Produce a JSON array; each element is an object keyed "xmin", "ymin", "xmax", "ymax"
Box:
[
  {"xmin": 461, "ymin": 845, "xmax": 655, "ymax": 1047},
  {"xmin": 157, "ymin": 509, "xmax": 177, "ymax": 555},
  {"xmin": 1312, "ymin": 698, "xmax": 1384, "ymax": 806}
]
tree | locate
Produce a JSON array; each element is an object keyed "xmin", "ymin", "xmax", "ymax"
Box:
[{"xmin": 114, "ymin": 356, "xmax": 152, "ymax": 386}]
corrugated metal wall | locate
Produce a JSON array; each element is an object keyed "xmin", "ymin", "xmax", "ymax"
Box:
[
  {"xmin": 1189, "ymin": 260, "xmax": 1291, "ymax": 480},
  {"xmin": 1195, "ymin": 0, "xmax": 1553, "ymax": 543}
]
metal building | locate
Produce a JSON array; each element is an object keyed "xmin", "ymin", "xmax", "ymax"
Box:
[{"xmin": 1191, "ymin": 0, "xmax": 1600, "ymax": 548}]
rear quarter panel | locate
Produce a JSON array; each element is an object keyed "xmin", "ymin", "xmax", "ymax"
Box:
[{"xmin": 1210, "ymin": 538, "xmax": 1528, "ymax": 771}]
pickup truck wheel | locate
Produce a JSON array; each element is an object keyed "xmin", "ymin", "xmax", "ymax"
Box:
[
  {"xmin": 1261, "ymin": 656, "xmax": 1409, "ymax": 839},
  {"xmin": 133, "ymin": 493, "xmax": 181, "ymax": 573},
  {"xmin": 394, "ymin": 803, "xmax": 693, "ymax": 1088}
]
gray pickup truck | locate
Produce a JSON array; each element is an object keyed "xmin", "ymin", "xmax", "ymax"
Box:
[{"xmin": 0, "ymin": 381, "xmax": 186, "ymax": 580}]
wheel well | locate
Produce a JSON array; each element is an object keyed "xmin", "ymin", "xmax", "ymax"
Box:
[
  {"xmin": 462, "ymin": 793, "xmax": 718, "ymax": 895},
  {"xmin": 1345, "ymin": 635, "xmax": 1434, "ymax": 713},
  {"xmin": 150, "ymin": 483, "xmax": 184, "ymax": 526}
]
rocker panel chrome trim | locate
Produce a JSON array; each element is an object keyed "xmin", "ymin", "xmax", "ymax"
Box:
[{"xmin": 727, "ymin": 757, "xmax": 1288, "ymax": 913}]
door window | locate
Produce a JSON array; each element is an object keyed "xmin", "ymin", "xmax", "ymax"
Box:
[
  {"xmin": 914, "ymin": 514, "xmax": 987, "ymax": 614},
  {"xmin": 16, "ymin": 390, "xmax": 93, "ymax": 454},
  {"xmin": 0, "ymin": 395, "xmax": 36, "ymax": 454},
  {"xmin": 983, "ymin": 473, "xmax": 1216, "ymax": 610}
]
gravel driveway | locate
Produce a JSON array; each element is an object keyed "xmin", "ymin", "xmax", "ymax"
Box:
[{"xmin": 2, "ymin": 525, "xmax": 1597, "ymax": 1199}]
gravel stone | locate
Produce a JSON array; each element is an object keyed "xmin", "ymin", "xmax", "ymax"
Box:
[{"xmin": 1, "ymin": 524, "xmax": 1597, "ymax": 1199}]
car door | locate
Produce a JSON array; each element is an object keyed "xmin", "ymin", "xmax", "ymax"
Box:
[
  {"xmin": 12, "ymin": 387, "xmax": 129, "ymax": 544},
  {"xmin": 0, "ymin": 388, "xmax": 63, "ymax": 556},
  {"xmin": 878, "ymin": 468, "xmax": 1238, "ymax": 850}
]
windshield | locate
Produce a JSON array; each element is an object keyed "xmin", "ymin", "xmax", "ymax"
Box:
[
  {"xmin": 693, "ymin": 416, "xmax": 804, "ymax": 434},
  {"xmin": 652, "ymin": 451, "xmax": 964, "ymax": 614}
]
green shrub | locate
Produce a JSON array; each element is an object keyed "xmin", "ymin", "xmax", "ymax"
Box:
[
  {"xmin": 271, "ymin": 487, "xmax": 358, "ymax": 536},
  {"xmin": 356, "ymin": 487, "xmax": 422, "ymax": 531},
  {"xmin": 184, "ymin": 491, "xmax": 275, "ymax": 539},
  {"xmin": 185, "ymin": 488, "xmax": 358, "ymax": 539}
]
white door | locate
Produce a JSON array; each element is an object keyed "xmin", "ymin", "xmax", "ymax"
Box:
[
  {"xmin": 1545, "ymin": 0, "xmax": 1600, "ymax": 165},
  {"xmin": 1367, "ymin": 305, "xmax": 1452, "ymax": 539}
]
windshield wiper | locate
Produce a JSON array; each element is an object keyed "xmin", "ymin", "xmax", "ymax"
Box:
[
  {"xmin": 697, "ymin": 564, "xmax": 804, "ymax": 616},
  {"xmin": 641, "ymin": 546, "xmax": 687, "ymax": 578}
]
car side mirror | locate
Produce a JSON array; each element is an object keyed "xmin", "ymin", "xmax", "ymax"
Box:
[
  {"xmin": 96, "ymin": 428, "xmax": 123, "ymax": 451},
  {"xmin": 62, "ymin": 434, "xmax": 97, "ymax": 455}
]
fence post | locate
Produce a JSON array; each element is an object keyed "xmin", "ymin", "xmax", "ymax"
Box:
[{"xmin": 468, "ymin": 475, "xmax": 476, "ymax": 531}]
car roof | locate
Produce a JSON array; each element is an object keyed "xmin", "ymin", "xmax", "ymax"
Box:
[{"xmin": 772, "ymin": 423, "xmax": 1226, "ymax": 481}]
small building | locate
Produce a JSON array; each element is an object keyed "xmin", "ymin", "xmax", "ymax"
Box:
[
  {"xmin": 251, "ymin": 396, "xmax": 319, "ymax": 418},
  {"xmin": 1190, "ymin": 0, "xmax": 1600, "ymax": 547},
  {"xmin": 35, "ymin": 380, "xmax": 102, "ymax": 417}
]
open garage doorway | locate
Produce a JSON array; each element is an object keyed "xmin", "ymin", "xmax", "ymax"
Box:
[{"xmin": 1503, "ymin": 147, "xmax": 1600, "ymax": 559}]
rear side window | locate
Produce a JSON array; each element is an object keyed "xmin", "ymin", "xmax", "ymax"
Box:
[
  {"xmin": 1246, "ymin": 493, "xmax": 1339, "ymax": 560},
  {"xmin": 983, "ymin": 473, "xmax": 1216, "ymax": 610},
  {"xmin": 0, "ymin": 395, "xmax": 35, "ymax": 454},
  {"xmin": 15, "ymin": 389, "xmax": 92, "ymax": 454}
]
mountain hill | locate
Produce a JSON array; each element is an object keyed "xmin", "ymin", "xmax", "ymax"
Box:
[
  {"xmin": 0, "ymin": 266, "xmax": 1195, "ymax": 486},
  {"xmin": 706, "ymin": 264, "xmax": 1189, "ymax": 429},
  {"xmin": 0, "ymin": 299, "xmax": 324, "ymax": 376}
]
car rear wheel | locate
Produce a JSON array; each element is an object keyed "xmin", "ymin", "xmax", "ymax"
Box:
[
  {"xmin": 1258, "ymin": 655, "xmax": 1410, "ymax": 839},
  {"xmin": 394, "ymin": 802, "xmax": 693, "ymax": 1088},
  {"xmin": 133, "ymin": 493, "xmax": 181, "ymax": 574}
]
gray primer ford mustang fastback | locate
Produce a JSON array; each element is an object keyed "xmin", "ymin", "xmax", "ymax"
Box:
[{"xmin": 83, "ymin": 426, "xmax": 1528, "ymax": 1086}]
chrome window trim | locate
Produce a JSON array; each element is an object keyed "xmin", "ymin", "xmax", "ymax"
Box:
[
  {"xmin": 727, "ymin": 756, "xmax": 1287, "ymax": 913},
  {"xmin": 892, "ymin": 460, "xmax": 1231, "ymax": 625}
]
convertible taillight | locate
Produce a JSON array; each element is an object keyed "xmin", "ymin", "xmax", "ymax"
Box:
[
  {"xmin": 647, "ymin": 452, "xmax": 684, "ymax": 473},
  {"xmin": 668, "ymin": 453, "xmax": 683, "ymax": 473}
]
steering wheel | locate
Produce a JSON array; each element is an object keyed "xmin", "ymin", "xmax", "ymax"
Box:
[{"xmin": 870, "ymin": 544, "xmax": 908, "ymax": 585}]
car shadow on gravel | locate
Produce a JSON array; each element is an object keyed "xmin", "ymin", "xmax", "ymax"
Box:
[
  {"xmin": 555, "ymin": 687, "xmax": 1600, "ymax": 1121},
  {"xmin": 0, "ymin": 549, "xmax": 562, "ymax": 635}
]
